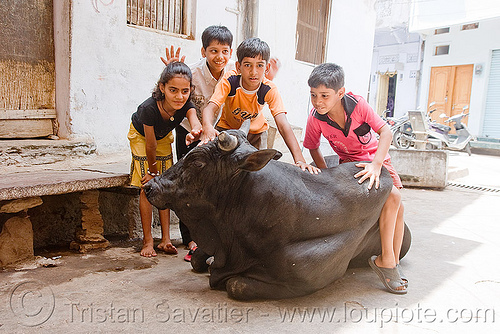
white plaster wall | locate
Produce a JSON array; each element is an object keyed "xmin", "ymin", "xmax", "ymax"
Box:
[
  {"xmin": 257, "ymin": 0, "xmax": 316, "ymax": 132},
  {"xmin": 410, "ymin": 0, "xmax": 500, "ymax": 31},
  {"xmin": 326, "ymin": 0, "xmax": 376, "ymax": 100},
  {"xmin": 416, "ymin": 18, "xmax": 500, "ymax": 137},
  {"xmin": 69, "ymin": 0, "xmax": 376, "ymax": 151},
  {"xmin": 259, "ymin": 0, "xmax": 377, "ymax": 133},
  {"xmin": 69, "ymin": 0, "xmax": 239, "ymax": 152}
]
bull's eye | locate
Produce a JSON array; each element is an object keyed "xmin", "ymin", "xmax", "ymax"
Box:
[{"xmin": 192, "ymin": 160, "xmax": 206, "ymax": 169}]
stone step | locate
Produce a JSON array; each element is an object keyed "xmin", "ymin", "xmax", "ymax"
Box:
[{"xmin": 0, "ymin": 138, "xmax": 96, "ymax": 168}]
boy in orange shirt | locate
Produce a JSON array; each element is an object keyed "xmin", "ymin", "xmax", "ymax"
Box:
[{"xmin": 199, "ymin": 37, "xmax": 318, "ymax": 174}]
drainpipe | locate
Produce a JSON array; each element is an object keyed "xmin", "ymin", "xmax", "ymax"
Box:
[{"xmin": 242, "ymin": 0, "xmax": 259, "ymax": 40}]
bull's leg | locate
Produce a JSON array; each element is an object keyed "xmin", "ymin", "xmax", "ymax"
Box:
[
  {"xmin": 226, "ymin": 276, "xmax": 309, "ymax": 300},
  {"xmin": 191, "ymin": 248, "xmax": 210, "ymax": 273},
  {"xmin": 349, "ymin": 222, "xmax": 412, "ymax": 268}
]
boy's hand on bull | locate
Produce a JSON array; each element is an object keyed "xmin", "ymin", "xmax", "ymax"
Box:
[
  {"xmin": 198, "ymin": 126, "xmax": 219, "ymax": 145},
  {"xmin": 354, "ymin": 162, "xmax": 382, "ymax": 190},
  {"xmin": 295, "ymin": 161, "xmax": 321, "ymax": 175},
  {"xmin": 160, "ymin": 45, "xmax": 186, "ymax": 66}
]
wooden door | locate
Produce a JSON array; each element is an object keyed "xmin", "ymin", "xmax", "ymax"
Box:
[
  {"xmin": 451, "ymin": 65, "xmax": 473, "ymax": 119},
  {"xmin": 428, "ymin": 65, "xmax": 473, "ymax": 129},
  {"xmin": 0, "ymin": 0, "xmax": 56, "ymax": 138},
  {"xmin": 428, "ymin": 66, "xmax": 452, "ymax": 123},
  {"xmin": 376, "ymin": 73, "xmax": 389, "ymax": 116}
]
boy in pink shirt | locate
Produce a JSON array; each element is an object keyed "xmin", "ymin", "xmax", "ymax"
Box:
[{"xmin": 303, "ymin": 63, "xmax": 407, "ymax": 294}]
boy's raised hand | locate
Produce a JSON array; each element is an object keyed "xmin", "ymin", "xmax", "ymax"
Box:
[
  {"xmin": 354, "ymin": 162, "xmax": 382, "ymax": 190},
  {"xmin": 266, "ymin": 57, "xmax": 281, "ymax": 80},
  {"xmin": 160, "ymin": 46, "xmax": 186, "ymax": 65}
]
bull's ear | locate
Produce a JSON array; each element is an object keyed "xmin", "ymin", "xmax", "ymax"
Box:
[{"xmin": 238, "ymin": 149, "xmax": 281, "ymax": 171}]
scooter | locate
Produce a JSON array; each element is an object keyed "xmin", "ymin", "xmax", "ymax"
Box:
[
  {"xmin": 384, "ymin": 111, "xmax": 415, "ymax": 149},
  {"xmin": 426, "ymin": 105, "xmax": 475, "ymax": 155}
]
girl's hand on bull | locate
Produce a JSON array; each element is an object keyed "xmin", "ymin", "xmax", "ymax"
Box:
[
  {"xmin": 186, "ymin": 127, "xmax": 202, "ymax": 145},
  {"xmin": 141, "ymin": 173, "xmax": 155, "ymax": 186}
]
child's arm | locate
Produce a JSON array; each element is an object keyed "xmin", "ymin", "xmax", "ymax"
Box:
[
  {"xmin": 274, "ymin": 113, "xmax": 320, "ymax": 174},
  {"xmin": 142, "ymin": 125, "xmax": 159, "ymax": 185},
  {"xmin": 354, "ymin": 124, "xmax": 392, "ymax": 189},
  {"xmin": 199, "ymin": 102, "xmax": 220, "ymax": 145},
  {"xmin": 160, "ymin": 45, "xmax": 185, "ymax": 65},
  {"xmin": 185, "ymin": 108, "xmax": 202, "ymax": 145},
  {"xmin": 309, "ymin": 147, "xmax": 328, "ymax": 169}
]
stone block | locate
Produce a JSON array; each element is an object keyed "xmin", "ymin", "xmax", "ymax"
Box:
[
  {"xmin": 0, "ymin": 197, "xmax": 43, "ymax": 213},
  {"xmin": 389, "ymin": 149, "xmax": 448, "ymax": 188},
  {"xmin": 0, "ymin": 215, "xmax": 34, "ymax": 266},
  {"xmin": 99, "ymin": 187, "xmax": 180, "ymax": 240}
]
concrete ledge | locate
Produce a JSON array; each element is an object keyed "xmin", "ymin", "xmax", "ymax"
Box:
[
  {"xmin": 389, "ymin": 149, "xmax": 448, "ymax": 188},
  {"xmin": 0, "ymin": 169, "xmax": 130, "ymax": 201}
]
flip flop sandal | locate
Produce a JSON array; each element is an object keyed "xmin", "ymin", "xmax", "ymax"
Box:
[
  {"xmin": 368, "ymin": 255, "xmax": 407, "ymax": 294},
  {"xmin": 396, "ymin": 264, "xmax": 408, "ymax": 288},
  {"xmin": 184, "ymin": 246, "xmax": 197, "ymax": 262}
]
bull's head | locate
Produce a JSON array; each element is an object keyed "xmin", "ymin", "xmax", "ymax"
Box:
[{"xmin": 143, "ymin": 120, "xmax": 282, "ymax": 212}]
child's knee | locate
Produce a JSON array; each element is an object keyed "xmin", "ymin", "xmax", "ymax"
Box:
[{"xmin": 387, "ymin": 187, "xmax": 402, "ymax": 206}]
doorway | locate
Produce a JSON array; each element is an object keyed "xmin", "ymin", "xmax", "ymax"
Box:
[{"xmin": 376, "ymin": 71, "xmax": 397, "ymax": 117}]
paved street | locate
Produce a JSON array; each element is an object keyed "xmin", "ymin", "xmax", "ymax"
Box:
[{"xmin": 0, "ymin": 151, "xmax": 499, "ymax": 333}]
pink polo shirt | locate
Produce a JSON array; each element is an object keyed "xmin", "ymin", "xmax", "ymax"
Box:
[{"xmin": 303, "ymin": 93, "xmax": 389, "ymax": 162}]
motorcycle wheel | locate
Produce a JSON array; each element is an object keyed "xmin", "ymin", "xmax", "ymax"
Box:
[{"xmin": 393, "ymin": 130, "xmax": 412, "ymax": 149}]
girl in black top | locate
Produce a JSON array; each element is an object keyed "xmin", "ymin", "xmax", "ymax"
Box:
[{"xmin": 128, "ymin": 62, "xmax": 201, "ymax": 257}]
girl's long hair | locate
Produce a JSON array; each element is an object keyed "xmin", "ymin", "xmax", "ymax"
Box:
[{"xmin": 152, "ymin": 62, "xmax": 193, "ymax": 101}]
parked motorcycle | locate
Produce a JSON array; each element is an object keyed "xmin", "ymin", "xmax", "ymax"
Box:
[
  {"xmin": 384, "ymin": 111, "xmax": 414, "ymax": 149},
  {"xmin": 426, "ymin": 105, "xmax": 475, "ymax": 155}
]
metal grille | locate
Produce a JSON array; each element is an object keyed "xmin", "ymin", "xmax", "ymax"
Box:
[
  {"xmin": 448, "ymin": 182, "xmax": 500, "ymax": 193},
  {"xmin": 483, "ymin": 49, "xmax": 500, "ymax": 138},
  {"xmin": 127, "ymin": 0, "xmax": 185, "ymax": 35}
]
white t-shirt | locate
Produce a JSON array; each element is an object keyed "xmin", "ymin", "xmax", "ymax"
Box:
[{"xmin": 180, "ymin": 58, "xmax": 236, "ymax": 131}]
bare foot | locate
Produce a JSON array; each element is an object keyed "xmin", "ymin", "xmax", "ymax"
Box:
[
  {"xmin": 187, "ymin": 241, "xmax": 197, "ymax": 251},
  {"xmin": 141, "ymin": 242, "xmax": 157, "ymax": 257},
  {"xmin": 157, "ymin": 241, "xmax": 178, "ymax": 255}
]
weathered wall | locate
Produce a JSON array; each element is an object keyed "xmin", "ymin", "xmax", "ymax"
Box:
[
  {"xmin": 67, "ymin": 0, "xmax": 239, "ymax": 152},
  {"xmin": 66, "ymin": 0, "xmax": 376, "ymax": 152}
]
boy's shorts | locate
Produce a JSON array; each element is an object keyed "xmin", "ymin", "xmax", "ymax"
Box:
[
  {"xmin": 339, "ymin": 157, "xmax": 403, "ymax": 189},
  {"xmin": 127, "ymin": 123, "xmax": 174, "ymax": 187},
  {"xmin": 216, "ymin": 126, "xmax": 268, "ymax": 150}
]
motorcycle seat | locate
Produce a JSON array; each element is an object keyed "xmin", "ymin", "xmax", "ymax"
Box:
[{"xmin": 430, "ymin": 123, "xmax": 451, "ymax": 133}]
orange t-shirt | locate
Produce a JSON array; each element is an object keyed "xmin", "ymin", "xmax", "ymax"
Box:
[{"xmin": 209, "ymin": 70, "xmax": 286, "ymax": 134}]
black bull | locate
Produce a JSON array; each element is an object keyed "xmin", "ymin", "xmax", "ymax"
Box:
[{"xmin": 144, "ymin": 128, "xmax": 411, "ymax": 300}]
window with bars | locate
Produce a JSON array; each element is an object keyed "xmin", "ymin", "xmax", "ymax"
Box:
[
  {"xmin": 295, "ymin": 0, "xmax": 331, "ymax": 65},
  {"xmin": 126, "ymin": 0, "xmax": 193, "ymax": 37}
]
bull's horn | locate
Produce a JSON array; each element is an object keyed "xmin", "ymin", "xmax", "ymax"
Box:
[
  {"xmin": 239, "ymin": 119, "xmax": 251, "ymax": 136},
  {"xmin": 218, "ymin": 132, "xmax": 238, "ymax": 151}
]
